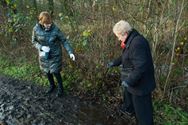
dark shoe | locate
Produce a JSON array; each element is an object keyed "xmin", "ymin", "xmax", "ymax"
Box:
[
  {"xmin": 119, "ymin": 105, "xmax": 135, "ymax": 117},
  {"xmin": 46, "ymin": 86, "xmax": 55, "ymax": 94}
]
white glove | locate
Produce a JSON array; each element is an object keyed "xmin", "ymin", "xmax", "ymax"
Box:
[
  {"xmin": 41, "ymin": 46, "xmax": 50, "ymax": 52},
  {"xmin": 39, "ymin": 51, "xmax": 45, "ymax": 57},
  {"xmin": 69, "ymin": 53, "xmax": 75, "ymax": 61}
]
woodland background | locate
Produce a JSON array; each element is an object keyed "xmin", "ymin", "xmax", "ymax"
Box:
[{"xmin": 0, "ymin": 0, "xmax": 188, "ymax": 124}]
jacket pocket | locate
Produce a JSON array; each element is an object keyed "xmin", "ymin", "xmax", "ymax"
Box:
[{"xmin": 121, "ymin": 68, "xmax": 133, "ymax": 81}]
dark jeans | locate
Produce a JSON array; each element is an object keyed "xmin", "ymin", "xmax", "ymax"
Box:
[
  {"xmin": 123, "ymin": 88, "xmax": 154, "ymax": 125},
  {"xmin": 46, "ymin": 72, "xmax": 63, "ymax": 90}
]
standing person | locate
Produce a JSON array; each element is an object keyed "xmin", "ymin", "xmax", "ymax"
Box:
[
  {"xmin": 107, "ymin": 20, "xmax": 156, "ymax": 125},
  {"xmin": 32, "ymin": 11, "xmax": 75, "ymax": 97}
]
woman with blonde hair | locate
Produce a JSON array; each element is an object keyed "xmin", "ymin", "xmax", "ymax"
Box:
[{"xmin": 32, "ymin": 11, "xmax": 75, "ymax": 97}]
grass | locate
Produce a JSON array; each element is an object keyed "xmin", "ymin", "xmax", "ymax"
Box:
[
  {"xmin": 154, "ymin": 100, "xmax": 188, "ymax": 125},
  {"xmin": 0, "ymin": 55, "xmax": 188, "ymax": 124},
  {"xmin": 0, "ymin": 56, "xmax": 47, "ymax": 86},
  {"xmin": 0, "ymin": 55, "xmax": 77, "ymax": 88}
]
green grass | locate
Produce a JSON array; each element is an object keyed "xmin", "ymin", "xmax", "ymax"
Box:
[
  {"xmin": 154, "ymin": 100, "xmax": 188, "ymax": 125},
  {"xmin": 0, "ymin": 56, "xmax": 47, "ymax": 86},
  {"xmin": 0, "ymin": 56, "xmax": 77, "ymax": 88},
  {"xmin": 0, "ymin": 55, "xmax": 188, "ymax": 124}
]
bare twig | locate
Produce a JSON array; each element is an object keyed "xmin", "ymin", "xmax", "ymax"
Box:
[{"xmin": 163, "ymin": 0, "xmax": 185, "ymax": 98}]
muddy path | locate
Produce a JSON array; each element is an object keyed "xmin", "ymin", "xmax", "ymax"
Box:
[{"xmin": 0, "ymin": 75, "xmax": 135, "ymax": 125}]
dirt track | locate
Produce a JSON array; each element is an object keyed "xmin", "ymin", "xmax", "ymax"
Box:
[
  {"xmin": 0, "ymin": 75, "xmax": 82, "ymax": 125},
  {"xmin": 0, "ymin": 75, "xmax": 134, "ymax": 125}
]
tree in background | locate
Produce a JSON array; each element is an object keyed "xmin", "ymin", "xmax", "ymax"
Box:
[{"xmin": 0, "ymin": 0, "xmax": 187, "ymax": 104}]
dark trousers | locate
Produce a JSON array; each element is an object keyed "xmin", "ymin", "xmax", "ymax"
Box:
[
  {"xmin": 46, "ymin": 72, "xmax": 63, "ymax": 90},
  {"xmin": 123, "ymin": 88, "xmax": 154, "ymax": 125}
]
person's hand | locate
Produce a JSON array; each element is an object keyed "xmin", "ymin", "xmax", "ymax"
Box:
[
  {"xmin": 107, "ymin": 62, "xmax": 114, "ymax": 68},
  {"xmin": 121, "ymin": 81, "xmax": 129, "ymax": 87},
  {"xmin": 41, "ymin": 46, "xmax": 50, "ymax": 52},
  {"xmin": 69, "ymin": 54, "xmax": 75, "ymax": 61}
]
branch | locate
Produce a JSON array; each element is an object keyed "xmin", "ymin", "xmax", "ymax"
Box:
[{"xmin": 163, "ymin": 0, "xmax": 185, "ymax": 98}]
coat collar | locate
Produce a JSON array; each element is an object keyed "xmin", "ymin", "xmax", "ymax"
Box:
[
  {"xmin": 124, "ymin": 29, "xmax": 139, "ymax": 49},
  {"xmin": 38, "ymin": 23, "xmax": 55, "ymax": 32}
]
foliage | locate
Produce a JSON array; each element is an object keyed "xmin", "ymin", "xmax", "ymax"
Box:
[
  {"xmin": 0, "ymin": 0, "xmax": 188, "ymax": 124},
  {"xmin": 154, "ymin": 100, "xmax": 188, "ymax": 125},
  {"xmin": 0, "ymin": 55, "xmax": 79, "ymax": 90}
]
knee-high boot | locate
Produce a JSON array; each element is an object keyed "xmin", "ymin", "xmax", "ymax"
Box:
[
  {"xmin": 54, "ymin": 72, "xmax": 64, "ymax": 97},
  {"xmin": 46, "ymin": 72, "xmax": 55, "ymax": 93}
]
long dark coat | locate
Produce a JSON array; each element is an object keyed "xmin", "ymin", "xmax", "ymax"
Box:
[
  {"xmin": 32, "ymin": 23, "xmax": 73, "ymax": 73},
  {"xmin": 113, "ymin": 29, "xmax": 156, "ymax": 96}
]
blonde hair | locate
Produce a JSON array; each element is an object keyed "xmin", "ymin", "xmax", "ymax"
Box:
[
  {"xmin": 113, "ymin": 20, "xmax": 132, "ymax": 35},
  {"xmin": 38, "ymin": 11, "xmax": 52, "ymax": 25}
]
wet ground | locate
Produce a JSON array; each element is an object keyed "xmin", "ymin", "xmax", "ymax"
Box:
[{"xmin": 0, "ymin": 75, "xmax": 135, "ymax": 125}]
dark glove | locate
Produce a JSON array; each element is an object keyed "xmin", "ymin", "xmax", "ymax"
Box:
[
  {"xmin": 122, "ymin": 81, "xmax": 129, "ymax": 87},
  {"xmin": 107, "ymin": 62, "xmax": 114, "ymax": 68}
]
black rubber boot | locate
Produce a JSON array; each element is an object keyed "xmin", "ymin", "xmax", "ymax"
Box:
[
  {"xmin": 56, "ymin": 82, "xmax": 64, "ymax": 97},
  {"xmin": 46, "ymin": 73, "xmax": 55, "ymax": 94},
  {"xmin": 57, "ymin": 88, "xmax": 63, "ymax": 97},
  {"xmin": 46, "ymin": 85, "xmax": 55, "ymax": 94}
]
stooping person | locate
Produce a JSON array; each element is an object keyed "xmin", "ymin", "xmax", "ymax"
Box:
[
  {"xmin": 32, "ymin": 11, "xmax": 75, "ymax": 97},
  {"xmin": 107, "ymin": 20, "xmax": 156, "ymax": 125}
]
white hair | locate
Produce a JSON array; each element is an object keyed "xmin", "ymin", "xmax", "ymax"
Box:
[{"xmin": 113, "ymin": 20, "xmax": 132, "ymax": 35}]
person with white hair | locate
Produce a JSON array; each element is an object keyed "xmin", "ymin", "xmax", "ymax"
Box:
[{"xmin": 108, "ymin": 20, "xmax": 156, "ymax": 125}]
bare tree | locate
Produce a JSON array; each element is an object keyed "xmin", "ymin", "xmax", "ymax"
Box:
[{"xmin": 163, "ymin": 0, "xmax": 186, "ymax": 97}]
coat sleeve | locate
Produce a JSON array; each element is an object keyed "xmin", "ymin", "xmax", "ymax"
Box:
[
  {"xmin": 31, "ymin": 27, "xmax": 42, "ymax": 50},
  {"xmin": 112, "ymin": 55, "xmax": 122, "ymax": 66},
  {"xmin": 57, "ymin": 28, "xmax": 73, "ymax": 55},
  {"xmin": 126, "ymin": 37, "xmax": 148, "ymax": 86}
]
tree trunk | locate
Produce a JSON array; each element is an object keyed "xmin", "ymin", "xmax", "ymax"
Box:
[
  {"xmin": 32, "ymin": 0, "xmax": 38, "ymax": 14},
  {"xmin": 48, "ymin": 0, "xmax": 54, "ymax": 17}
]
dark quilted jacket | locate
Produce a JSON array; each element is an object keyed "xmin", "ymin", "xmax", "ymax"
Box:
[{"xmin": 32, "ymin": 23, "xmax": 73, "ymax": 73}]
